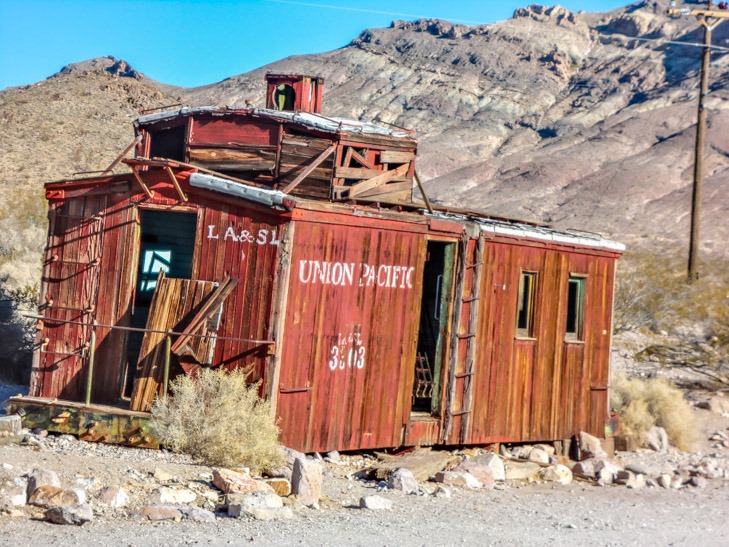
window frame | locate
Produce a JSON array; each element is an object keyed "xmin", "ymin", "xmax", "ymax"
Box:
[
  {"xmin": 515, "ymin": 270, "xmax": 538, "ymax": 339},
  {"xmin": 565, "ymin": 274, "xmax": 586, "ymax": 342}
]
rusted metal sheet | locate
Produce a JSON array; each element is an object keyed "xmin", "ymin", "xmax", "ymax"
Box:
[
  {"xmin": 275, "ymin": 218, "xmax": 426, "ymax": 453},
  {"xmin": 6, "ymin": 396, "xmax": 157, "ymax": 448}
]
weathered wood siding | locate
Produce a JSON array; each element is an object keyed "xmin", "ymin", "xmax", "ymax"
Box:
[{"xmin": 275, "ymin": 215, "xmax": 427, "ymax": 453}]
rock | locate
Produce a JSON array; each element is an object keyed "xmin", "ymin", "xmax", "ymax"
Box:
[
  {"xmin": 471, "ymin": 452, "xmax": 505, "ymax": 481},
  {"xmin": 594, "ymin": 459, "xmax": 622, "ymax": 486},
  {"xmin": 29, "ymin": 486, "xmax": 84, "ymax": 508},
  {"xmin": 227, "ymin": 491, "xmax": 284, "ymax": 518},
  {"xmin": 359, "ymin": 495, "xmax": 393, "ymax": 510},
  {"xmin": 149, "ymin": 486, "xmax": 197, "ymax": 505},
  {"xmin": 2, "ymin": 479, "xmax": 27, "ymax": 506},
  {"xmin": 534, "ymin": 443, "xmax": 556, "ymax": 457},
  {"xmin": 689, "ymin": 476, "xmax": 708, "ymax": 489},
  {"xmin": 434, "ymin": 486, "xmax": 451, "ymax": 498},
  {"xmin": 504, "ymin": 461, "xmax": 540, "ymax": 481},
  {"xmin": 212, "ymin": 468, "xmax": 275, "ymax": 495},
  {"xmin": 26, "ymin": 468, "xmax": 61, "ymax": 498},
  {"xmin": 540, "ymin": 464, "xmax": 573, "ymax": 485},
  {"xmin": 453, "ymin": 461, "xmax": 495, "ymax": 487},
  {"xmin": 644, "ymin": 426, "xmax": 670, "ymax": 452},
  {"xmin": 97, "ymin": 485, "xmax": 129, "ymax": 508},
  {"xmin": 267, "ymin": 446, "xmax": 307, "ymax": 480},
  {"xmin": 45, "ymin": 503, "xmax": 93, "ymax": 525},
  {"xmin": 153, "ymin": 467, "xmax": 175, "ymax": 482},
  {"xmin": 387, "ymin": 468, "xmax": 419, "ymax": 494},
  {"xmin": 626, "ymin": 475, "xmax": 645, "ymax": 490},
  {"xmin": 657, "ymin": 474, "xmax": 673, "ymax": 488},
  {"xmin": 435, "ymin": 471, "xmax": 482, "ymax": 489},
  {"xmin": 137, "ymin": 505, "xmax": 183, "ymax": 521},
  {"xmin": 614, "ymin": 434, "xmax": 640, "ymax": 452},
  {"xmin": 0, "ymin": 416, "xmax": 21, "ymax": 437},
  {"xmin": 708, "ymin": 395, "xmax": 729, "ymax": 415},
  {"xmin": 577, "ymin": 431, "xmax": 607, "ymax": 460},
  {"xmin": 0, "ymin": 496, "xmax": 13, "ymax": 514},
  {"xmin": 528, "ymin": 447, "xmax": 550, "ymax": 464},
  {"xmin": 325, "ymin": 451, "xmax": 341, "ymax": 463},
  {"xmin": 571, "ymin": 460, "xmax": 595, "ymax": 478},
  {"xmin": 179, "ymin": 505, "xmax": 216, "ymax": 522},
  {"xmin": 263, "ymin": 477, "xmax": 292, "ymax": 496},
  {"xmin": 246, "ymin": 506, "xmax": 294, "ymax": 521},
  {"xmin": 291, "ymin": 457, "xmax": 322, "ymax": 507},
  {"xmin": 624, "ymin": 463, "xmax": 651, "ymax": 476},
  {"xmin": 670, "ymin": 475, "xmax": 685, "ymax": 489}
]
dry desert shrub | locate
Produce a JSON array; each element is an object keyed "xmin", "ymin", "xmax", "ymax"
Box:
[
  {"xmin": 610, "ymin": 373, "xmax": 697, "ymax": 451},
  {"xmin": 150, "ymin": 368, "xmax": 283, "ymax": 471}
]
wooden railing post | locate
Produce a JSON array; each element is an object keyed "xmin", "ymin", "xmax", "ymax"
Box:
[
  {"xmin": 162, "ymin": 333, "xmax": 172, "ymax": 400},
  {"xmin": 85, "ymin": 322, "xmax": 97, "ymax": 406}
]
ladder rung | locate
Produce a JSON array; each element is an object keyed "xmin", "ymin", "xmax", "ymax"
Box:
[
  {"xmin": 455, "ymin": 372, "xmax": 475, "ymax": 378},
  {"xmin": 462, "ymin": 296, "xmax": 480, "ymax": 303},
  {"xmin": 451, "ymin": 410, "xmax": 472, "ymax": 416},
  {"xmin": 457, "ymin": 333, "xmax": 476, "ymax": 339}
]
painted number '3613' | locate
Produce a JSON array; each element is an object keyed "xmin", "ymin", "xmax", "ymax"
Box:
[{"xmin": 328, "ymin": 345, "xmax": 366, "ymax": 371}]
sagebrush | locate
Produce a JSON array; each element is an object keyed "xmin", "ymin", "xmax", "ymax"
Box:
[
  {"xmin": 610, "ymin": 373, "xmax": 697, "ymax": 451},
  {"xmin": 150, "ymin": 368, "xmax": 283, "ymax": 471}
]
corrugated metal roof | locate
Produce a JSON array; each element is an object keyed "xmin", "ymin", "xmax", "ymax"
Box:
[
  {"xmin": 187, "ymin": 172, "xmax": 624, "ymax": 252},
  {"xmin": 135, "ymin": 106, "xmax": 414, "ymax": 139}
]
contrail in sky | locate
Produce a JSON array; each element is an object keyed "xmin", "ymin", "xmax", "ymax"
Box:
[{"xmin": 266, "ymin": 0, "xmax": 486, "ymax": 25}]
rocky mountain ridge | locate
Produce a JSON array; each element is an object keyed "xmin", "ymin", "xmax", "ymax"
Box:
[{"xmin": 1, "ymin": 1, "xmax": 728, "ymax": 296}]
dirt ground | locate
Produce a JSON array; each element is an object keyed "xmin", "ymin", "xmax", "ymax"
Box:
[{"xmin": 2, "ymin": 381, "xmax": 729, "ymax": 546}]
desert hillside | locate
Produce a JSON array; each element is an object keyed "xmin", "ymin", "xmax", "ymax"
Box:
[{"xmin": 1, "ymin": 0, "xmax": 728, "ymax": 298}]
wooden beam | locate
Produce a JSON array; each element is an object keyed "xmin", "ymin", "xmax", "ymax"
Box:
[
  {"xmin": 355, "ymin": 180, "xmax": 412, "ymax": 198},
  {"xmin": 103, "ymin": 135, "xmax": 142, "ymax": 174},
  {"xmin": 335, "ymin": 167, "xmax": 409, "ymax": 180},
  {"xmin": 414, "ymin": 170, "xmax": 434, "ymax": 214},
  {"xmin": 281, "ymin": 144, "xmax": 336, "ymax": 194},
  {"xmin": 164, "ymin": 166, "xmax": 189, "ymax": 202},
  {"xmin": 380, "ymin": 150, "xmax": 415, "ymax": 163},
  {"xmin": 350, "ymin": 149, "xmax": 374, "ymax": 169},
  {"xmin": 668, "ymin": 8, "xmax": 729, "ymax": 20},
  {"xmin": 130, "ymin": 167, "xmax": 154, "ymax": 199},
  {"xmin": 347, "ymin": 163, "xmax": 409, "ymax": 198}
]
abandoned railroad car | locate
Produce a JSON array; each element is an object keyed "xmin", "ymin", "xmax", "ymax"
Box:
[{"xmin": 8, "ymin": 75, "xmax": 624, "ymax": 453}]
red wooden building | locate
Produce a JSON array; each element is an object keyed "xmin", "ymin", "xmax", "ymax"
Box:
[{"xmin": 9, "ymin": 75, "xmax": 624, "ymax": 453}]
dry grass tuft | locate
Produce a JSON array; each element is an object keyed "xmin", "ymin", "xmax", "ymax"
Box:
[
  {"xmin": 610, "ymin": 373, "xmax": 698, "ymax": 451},
  {"xmin": 150, "ymin": 368, "xmax": 283, "ymax": 471}
]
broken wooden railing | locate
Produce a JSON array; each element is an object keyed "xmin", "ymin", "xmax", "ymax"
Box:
[{"xmin": 25, "ymin": 313, "xmax": 274, "ymax": 409}]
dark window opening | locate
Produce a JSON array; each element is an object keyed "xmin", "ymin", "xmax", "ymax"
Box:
[
  {"xmin": 412, "ymin": 241, "xmax": 455, "ymax": 414},
  {"xmin": 565, "ymin": 276, "xmax": 585, "ymax": 341},
  {"xmin": 516, "ymin": 271, "xmax": 537, "ymax": 338},
  {"xmin": 123, "ymin": 210, "xmax": 197, "ymax": 398},
  {"xmin": 273, "ymin": 84, "xmax": 296, "ymax": 111},
  {"xmin": 148, "ymin": 124, "xmax": 186, "ymax": 162}
]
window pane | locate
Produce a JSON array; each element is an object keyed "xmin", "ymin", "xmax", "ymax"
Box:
[
  {"xmin": 516, "ymin": 272, "xmax": 536, "ymax": 337},
  {"xmin": 566, "ymin": 277, "xmax": 585, "ymax": 340}
]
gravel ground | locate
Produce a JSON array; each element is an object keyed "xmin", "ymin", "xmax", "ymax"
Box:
[{"xmin": 2, "ymin": 381, "xmax": 729, "ymax": 546}]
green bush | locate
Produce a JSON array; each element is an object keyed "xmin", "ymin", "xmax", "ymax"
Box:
[{"xmin": 150, "ymin": 368, "xmax": 283, "ymax": 471}]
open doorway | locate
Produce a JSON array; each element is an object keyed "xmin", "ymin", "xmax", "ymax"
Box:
[
  {"xmin": 123, "ymin": 209, "xmax": 197, "ymax": 398},
  {"xmin": 412, "ymin": 240, "xmax": 456, "ymax": 415}
]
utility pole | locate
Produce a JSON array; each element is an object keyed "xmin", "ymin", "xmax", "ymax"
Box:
[{"xmin": 668, "ymin": 1, "xmax": 729, "ymax": 281}]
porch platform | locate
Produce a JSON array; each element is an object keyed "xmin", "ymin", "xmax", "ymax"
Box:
[{"xmin": 4, "ymin": 396, "xmax": 158, "ymax": 448}]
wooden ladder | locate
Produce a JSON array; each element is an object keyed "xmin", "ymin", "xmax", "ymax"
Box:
[{"xmin": 442, "ymin": 233, "xmax": 484, "ymax": 442}]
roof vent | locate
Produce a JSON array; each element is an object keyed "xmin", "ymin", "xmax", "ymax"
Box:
[{"xmin": 265, "ymin": 74, "xmax": 324, "ymax": 114}]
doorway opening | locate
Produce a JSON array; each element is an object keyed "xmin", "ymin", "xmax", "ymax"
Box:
[
  {"xmin": 412, "ymin": 240, "xmax": 455, "ymax": 415},
  {"xmin": 123, "ymin": 209, "xmax": 197, "ymax": 398}
]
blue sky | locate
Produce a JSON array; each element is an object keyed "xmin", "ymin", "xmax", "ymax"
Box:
[{"xmin": 0, "ymin": 0, "xmax": 629, "ymax": 90}]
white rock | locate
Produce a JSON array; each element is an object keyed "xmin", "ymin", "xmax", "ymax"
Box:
[
  {"xmin": 435, "ymin": 470, "xmax": 482, "ymax": 489},
  {"xmin": 528, "ymin": 447, "xmax": 550, "ymax": 464},
  {"xmin": 26, "ymin": 468, "xmax": 61, "ymax": 498},
  {"xmin": 98, "ymin": 486, "xmax": 129, "ymax": 508},
  {"xmin": 644, "ymin": 426, "xmax": 670, "ymax": 452},
  {"xmin": 577, "ymin": 431, "xmax": 607, "ymax": 460},
  {"xmin": 540, "ymin": 465, "xmax": 573, "ymax": 485},
  {"xmin": 149, "ymin": 487, "xmax": 197, "ymax": 505},
  {"xmin": 291, "ymin": 457, "xmax": 322, "ymax": 507},
  {"xmin": 434, "ymin": 486, "xmax": 451, "ymax": 498},
  {"xmin": 388, "ymin": 468, "xmax": 418, "ymax": 494},
  {"xmin": 359, "ymin": 495, "xmax": 393, "ymax": 510},
  {"xmin": 227, "ymin": 491, "xmax": 283, "ymax": 518},
  {"xmin": 472, "ymin": 452, "xmax": 506, "ymax": 482}
]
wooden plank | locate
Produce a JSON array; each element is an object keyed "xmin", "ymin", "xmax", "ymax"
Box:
[
  {"xmin": 350, "ymin": 149, "xmax": 374, "ymax": 169},
  {"xmin": 282, "ymin": 145, "xmax": 335, "ymax": 194},
  {"xmin": 355, "ymin": 181, "xmax": 412, "ymax": 198},
  {"xmin": 347, "ymin": 163, "xmax": 410, "ymax": 198},
  {"xmin": 380, "ymin": 150, "xmax": 415, "ymax": 163},
  {"xmin": 189, "ymin": 147, "xmax": 276, "ymax": 171},
  {"xmin": 372, "ymin": 449, "xmax": 458, "ymax": 482}
]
